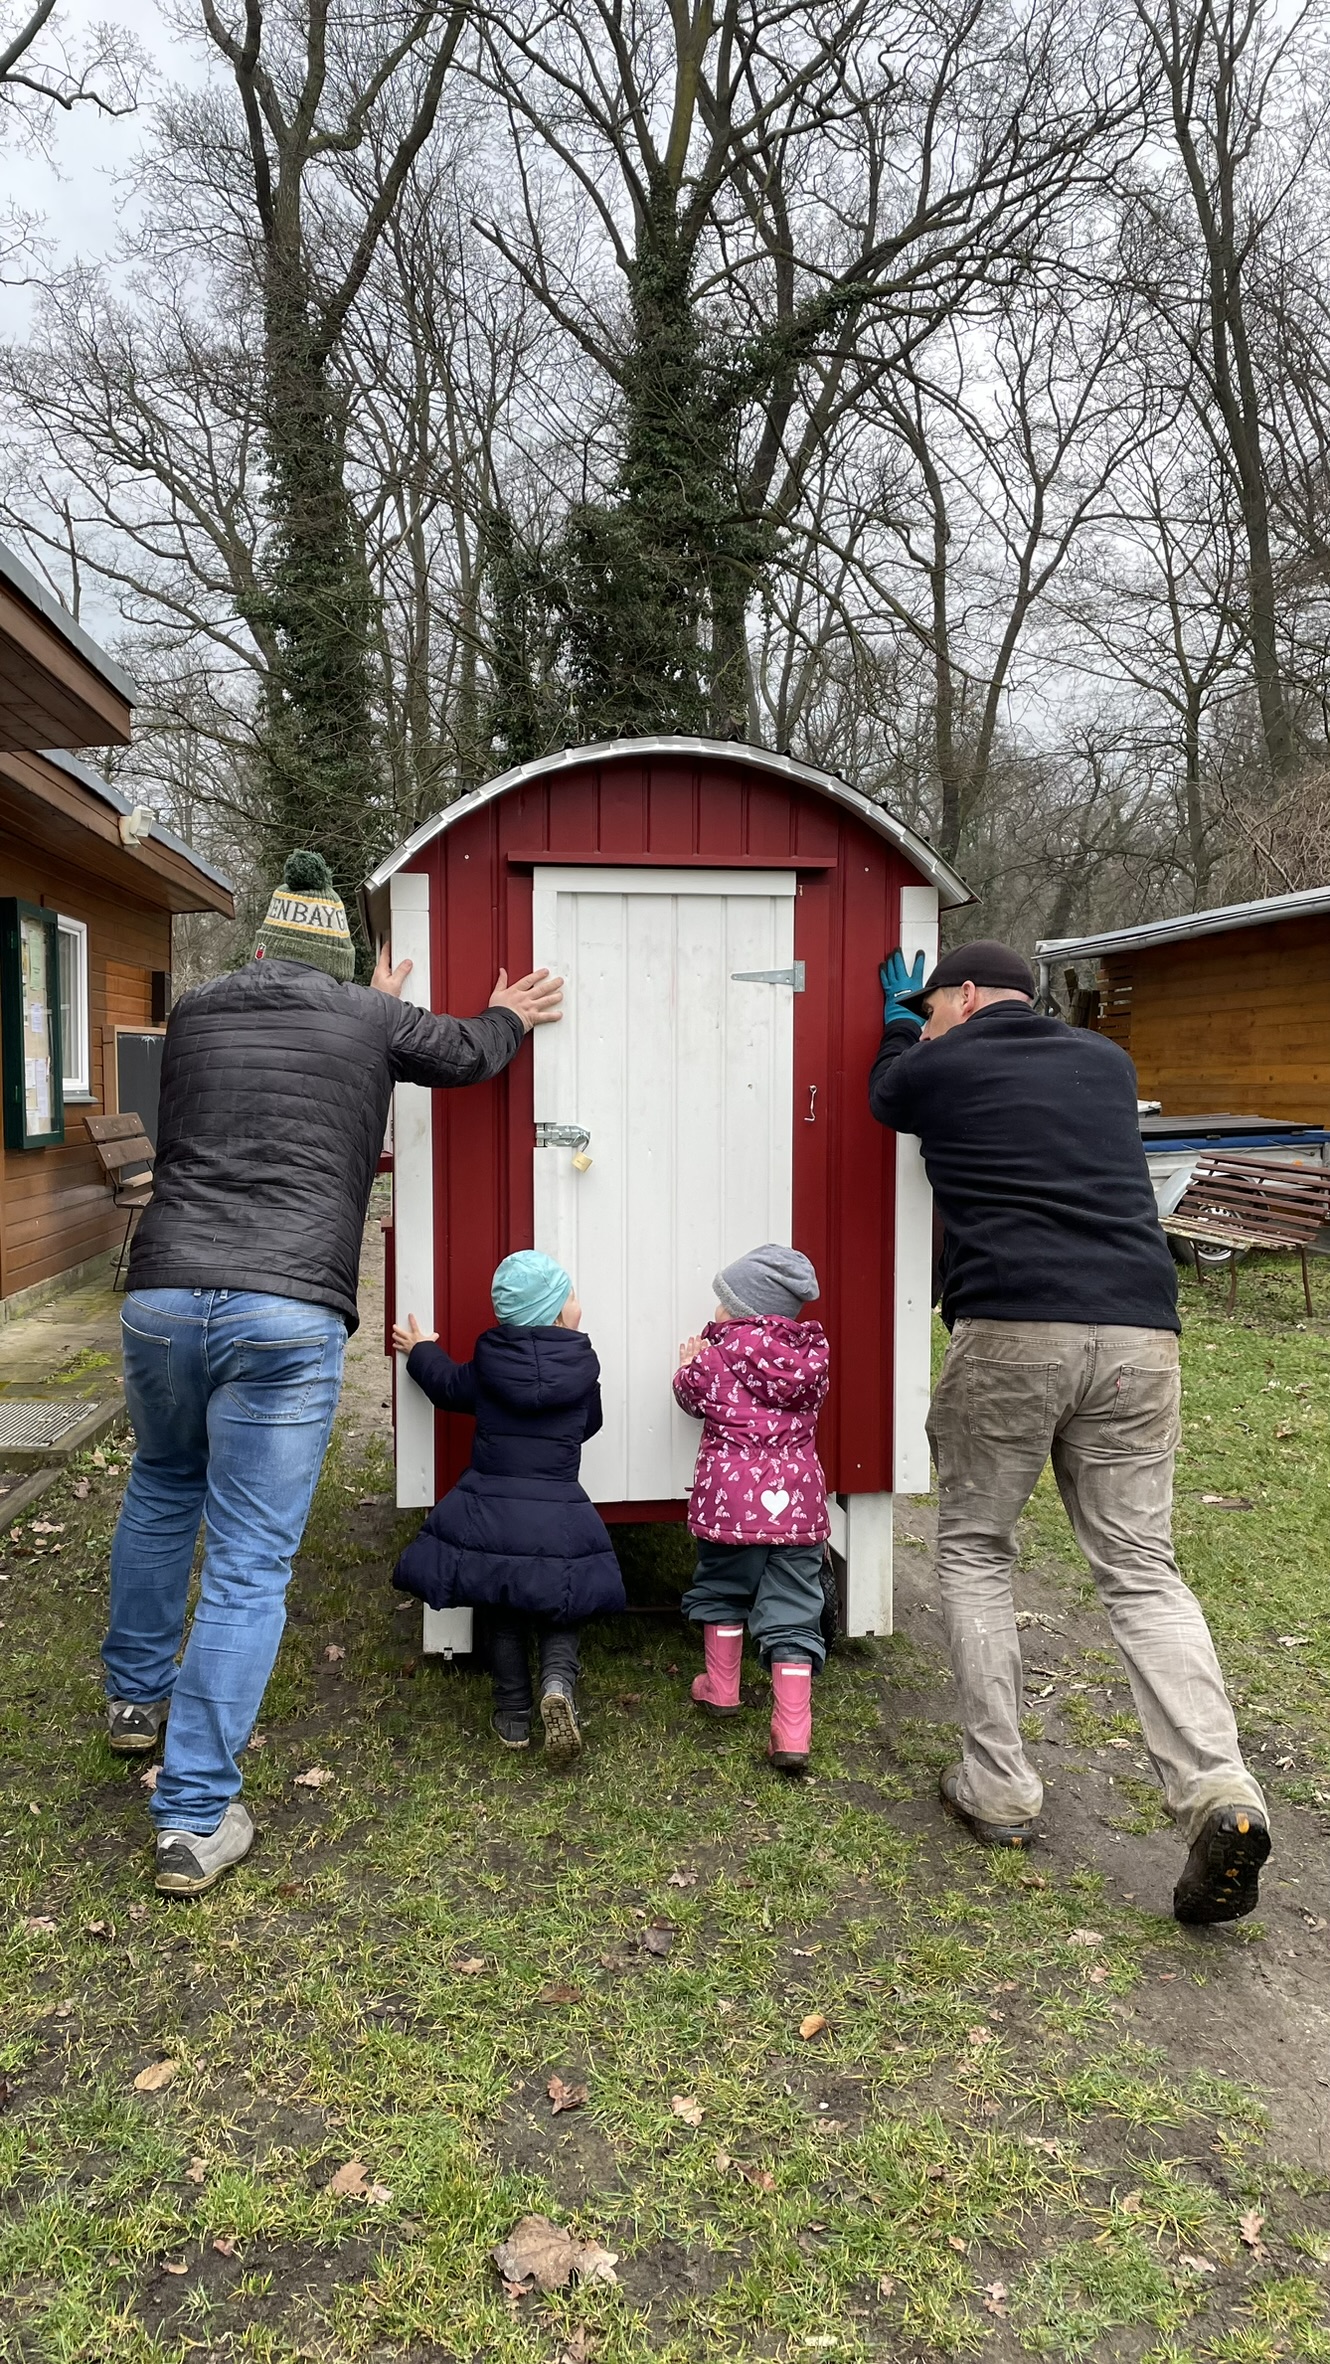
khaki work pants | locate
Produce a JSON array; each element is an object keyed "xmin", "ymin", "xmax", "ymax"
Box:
[{"xmin": 926, "ymin": 1320, "xmax": 1266, "ymax": 1844}]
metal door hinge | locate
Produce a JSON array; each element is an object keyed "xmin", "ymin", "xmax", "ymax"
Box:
[{"xmin": 731, "ymin": 962, "xmax": 805, "ymax": 990}]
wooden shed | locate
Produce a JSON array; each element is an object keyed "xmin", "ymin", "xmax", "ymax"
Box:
[
  {"xmin": 1036, "ymin": 886, "xmax": 1330, "ymax": 1125},
  {"xmin": 362, "ymin": 735, "xmax": 972, "ymax": 1641},
  {"xmin": 0, "ymin": 539, "xmax": 234, "ymax": 1310}
]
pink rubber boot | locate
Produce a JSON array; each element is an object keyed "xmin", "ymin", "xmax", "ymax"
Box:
[
  {"xmin": 769, "ymin": 1659, "xmax": 812, "ymax": 1773},
  {"xmin": 691, "ymin": 1625, "xmax": 744, "ymax": 1717}
]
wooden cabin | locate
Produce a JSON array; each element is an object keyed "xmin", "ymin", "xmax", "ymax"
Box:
[
  {"xmin": 1036, "ymin": 887, "xmax": 1330, "ymax": 1124},
  {"xmin": 0, "ymin": 540, "xmax": 233, "ymax": 1310}
]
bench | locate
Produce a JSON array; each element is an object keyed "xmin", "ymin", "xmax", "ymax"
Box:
[
  {"xmin": 1161, "ymin": 1153, "xmax": 1330, "ymax": 1313},
  {"xmin": 85, "ymin": 1113, "xmax": 155, "ymax": 1290}
]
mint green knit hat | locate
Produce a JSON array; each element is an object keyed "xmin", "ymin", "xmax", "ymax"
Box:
[{"xmin": 254, "ymin": 850, "xmax": 355, "ymax": 981}]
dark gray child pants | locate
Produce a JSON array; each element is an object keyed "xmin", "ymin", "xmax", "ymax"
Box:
[
  {"xmin": 483, "ymin": 1612, "xmax": 583, "ymax": 1714},
  {"xmin": 682, "ymin": 1540, "xmax": 826, "ymax": 1669}
]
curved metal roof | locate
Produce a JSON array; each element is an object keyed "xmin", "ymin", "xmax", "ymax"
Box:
[{"xmin": 361, "ymin": 735, "xmax": 973, "ymax": 912}]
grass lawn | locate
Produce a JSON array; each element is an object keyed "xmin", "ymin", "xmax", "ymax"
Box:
[{"xmin": 1, "ymin": 1257, "xmax": 1328, "ymax": 2362}]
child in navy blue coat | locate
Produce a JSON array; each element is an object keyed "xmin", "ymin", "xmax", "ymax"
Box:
[{"xmin": 392, "ymin": 1250, "xmax": 625, "ymax": 1759}]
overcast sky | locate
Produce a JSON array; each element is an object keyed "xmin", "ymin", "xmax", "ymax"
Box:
[{"xmin": 2, "ymin": 0, "xmax": 194, "ymax": 288}]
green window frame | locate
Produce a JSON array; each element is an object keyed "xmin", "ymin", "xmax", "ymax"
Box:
[{"xmin": 0, "ymin": 899, "xmax": 65, "ymax": 1150}]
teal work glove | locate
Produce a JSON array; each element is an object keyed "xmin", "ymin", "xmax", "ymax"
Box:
[{"xmin": 880, "ymin": 946, "xmax": 926, "ymax": 1032}]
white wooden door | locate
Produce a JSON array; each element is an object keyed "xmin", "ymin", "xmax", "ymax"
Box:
[{"xmin": 532, "ymin": 867, "xmax": 797, "ymax": 1502}]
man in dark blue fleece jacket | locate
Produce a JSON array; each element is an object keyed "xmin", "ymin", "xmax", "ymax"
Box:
[{"xmin": 870, "ymin": 940, "xmax": 1269, "ymax": 1925}]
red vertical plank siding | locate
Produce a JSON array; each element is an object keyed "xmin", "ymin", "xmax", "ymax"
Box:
[{"xmin": 410, "ymin": 752, "xmax": 930, "ymax": 1503}]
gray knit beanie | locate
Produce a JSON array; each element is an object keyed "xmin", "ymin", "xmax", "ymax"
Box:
[
  {"xmin": 714, "ymin": 1244, "xmax": 820, "ymax": 1321},
  {"xmin": 254, "ymin": 850, "xmax": 355, "ymax": 982}
]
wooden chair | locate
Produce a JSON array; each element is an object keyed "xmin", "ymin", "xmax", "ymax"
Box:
[
  {"xmin": 1162, "ymin": 1153, "xmax": 1330, "ymax": 1314},
  {"xmin": 85, "ymin": 1113, "xmax": 155, "ymax": 1290}
]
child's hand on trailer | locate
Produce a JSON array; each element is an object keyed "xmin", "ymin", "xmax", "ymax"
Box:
[
  {"xmin": 393, "ymin": 1313, "xmax": 439, "ymax": 1353},
  {"xmin": 677, "ymin": 1334, "xmax": 706, "ymax": 1368}
]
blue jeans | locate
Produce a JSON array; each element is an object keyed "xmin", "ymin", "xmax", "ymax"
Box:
[{"xmin": 103, "ymin": 1289, "xmax": 347, "ymax": 1834}]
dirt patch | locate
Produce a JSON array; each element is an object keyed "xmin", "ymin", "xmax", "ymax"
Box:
[
  {"xmin": 484, "ymin": 2075, "xmax": 628, "ymax": 2207},
  {"xmin": 137, "ymin": 2232, "xmax": 380, "ymax": 2339},
  {"xmin": 887, "ymin": 1503, "xmax": 1330, "ymax": 2173},
  {"xmin": 610, "ymin": 2236, "xmax": 742, "ymax": 2339}
]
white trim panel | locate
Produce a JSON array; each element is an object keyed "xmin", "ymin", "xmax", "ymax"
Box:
[
  {"xmin": 390, "ymin": 869, "xmax": 436, "ymax": 1513},
  {"xmin": 536, "ymin": 865, "xmax": 797, "ymax": 898},
  {"xmin": 893, "ymin": 884, "xmax": 939, "ymax": 1495}
]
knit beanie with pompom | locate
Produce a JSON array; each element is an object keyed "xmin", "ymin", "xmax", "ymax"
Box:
[{"xmin": 253, "ymin": 850, "xmax": 355, "ymax": 982}]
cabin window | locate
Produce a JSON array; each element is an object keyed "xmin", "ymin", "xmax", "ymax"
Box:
[{"xmin": 57, "ymin": 917, "xmax": 90, "ymax": 1097}]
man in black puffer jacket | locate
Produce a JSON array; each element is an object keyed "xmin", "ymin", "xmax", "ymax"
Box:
[
  {"xmin": 870, "ymin": 938, "xmax": 1269, "ymax": 1928},
  {"xmin": 102, "ymin": 850, "xmax": 561, "ymax": 1895}
]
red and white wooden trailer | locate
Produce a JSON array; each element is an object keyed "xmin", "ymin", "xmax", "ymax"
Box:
[{"xmin": 360, "ymin": 736, "xmax": 970, "ymax": 1650}]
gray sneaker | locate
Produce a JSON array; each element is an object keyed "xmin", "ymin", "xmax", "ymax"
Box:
[
  {"xmin": 154, "ymin": 1802, "xmax": 255, "ymax": 1896},
  {"xmin": 106, "ymin": 1697, "xmax": 169, "ymax": 1755},
  {"xmin": 540, "ymin": 1678, "xmax": 583, "ymax": 1764}
]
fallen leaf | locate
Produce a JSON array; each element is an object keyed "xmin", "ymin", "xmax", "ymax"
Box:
[
  {"xmin": 670, "ymin": 2093, "xmax": 703, "ymax": 2125},
  {"xmin": 184, "ymin": 2158, "xmax": 206, "ymax": 2184},
  {"xmin": 1024, "ymin": 2136, "xmax": 1060, "ymax": 2157},
  {"xmin": 30, "ymin": 1520, "xmax": 63, "ymax": 1535},
  {"xmin": 128, "ymin": 1903, "xmax": 149, "ymax": 1922},
  {"xmin": 294, "ymin": 1765, "xmax": 335, "ymax": 1789},
  {"xmin": 548, "ymin": 2076, "xmax": 588, "ymax": 2115},
  {"xmin": 982, "ymin": 2280, "xmax": 1009, "ymax": 2318},
  {"xmin": 1178, "ymin": 2253, "xmax": 1216, "ymax": 2276},
  {"xmin": 53, "ymin": 1997, "xmax": 75, "ymax": 2019},
  {"xmin": 1238, "ymin": 2208, "xmax": 1267, "ymax": 2257},
  {"xmin": 536, "ymin": 1982, "xmax": 583, "ymax": 2004},
  {"xmin": 491, "ymin": 2214, "xmax": 610, "ymax": 2293},
  {"xmin": 364, "ymin": 2182, "xmax": 393, "ymax": 2205},
  {"xmin": 82, "ymin": 1920, "xmax": 114, "ymax": 1942},
  {"xmin": 323, "ymin": 1643, "xmax": 345, "ymax": 1662},
  {"xmin": 666, "ymin": 1870, "xmax": 698, "ymax": 1889},
  {"xmin": 133, "ymin": 2059, "xmax": 177, "ymax": 2092},
  {"xmin": 1275, "ymin": 1423, "xmax": 1295, "ymax": 1440},
  {"xmin": 617, "ymin": 1691, "xmax": 642, "ymax": 1709},
  {"xmin": 948, "ymin": 2234, "xmax": 968, "ymax": 2252},
  {"xmin": 1120, "ymin": 2190, "xmax": 1143, "ymax": 2214},
  {"xmin": 714, "ymin": 2146, "xmax": 732, "ymax": 2171},
  {"xmin": 737, "ymin": 2161, "xmax": 776, "ymax": 2191},
  {"xmin": 878, "ymin": 2273, "xmax": 896, "ymax": 2297},
  {"xmin": 1087, "ymin": 1964, "xmax": 1109, "ymax": 1984},
  {"xmin": 327, "ymin": 2158, "xmax": 371, "ymax": 2197},
  {"xmin": 72, "ymin": 1478, "xmax": 90, "ymax": 1498},
  {"xmin": 23, "ymin": 1915, "xmax": 57, "ymax": 1935},
  {"xmin": 576, "ymin": 2241, "xmax": 619, "ymax": 2286},
  {"xmin": 247, "ymin": 1730, "xmax": 268, "ymax": 1750},
  {"xmin": 1201, "ymin": 1494, "xmax": 1254, "ymax": 1510},
  {"xmin": 598, "ymin": 1951, "xmax": 630, "ymax": 1971},
  {"xmin": 1276, "ymin": 1635, "xmax": 1311, "ymax": 1649},
  {"xmin": 1067, "ymin": 1929, "xmax": 1104, "ymax": 1948},
  {"xmin": 453, "ymin": 1956, "xmax": 486, "ymax": 1976},
  {"xmin": 925, "ymin": 2163, "xmax": 946, "ymax": 2179},
  {"xmin": 799, "ymin": 2012, "xmax": 828, "ymax": 2041},
  {"xmin": 161, "ymin": 2260, "xmax": 189, "ymax": 2276},
  {"xmin": 965, "ymin": 2026, "xmax": 992, "ymax": 2047},
  {"xmin": 212, "ymin": 2235, "xmax": 238, "ymax": 2257},
  {"xmin": 139, "ymin": 1763, "xmax": 159, "ymax": 1791},
  {"xmin": 641, "ymin": 1923, "xmax": 675, "ymax": 1957},
  {"xmin": 554, "ymin": 2332, "xmax": 596, "ymax": 2364},
  {"xmin": 1299, "ymin": 1910, "xmax": 1328, "ymax": 1933}
]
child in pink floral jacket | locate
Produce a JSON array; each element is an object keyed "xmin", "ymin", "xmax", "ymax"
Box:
[{"xmin": 673, "ymin": 1245, "xmax": 830, "ymax": 1775}]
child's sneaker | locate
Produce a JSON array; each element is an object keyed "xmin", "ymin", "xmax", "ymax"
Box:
[
  {"xmin": 768, "ymin": 1659, "xmax": 812, "ymax": 1774},
  {"xmin": 540, "ymin": 1677, "xmax": 583, "ymax": 1763},
  {"xmin": 492, "ymin": 1710, "xmax": 531, "ymax": 1750},
  {"xmin": 691, "ymin": 1624, "xmax": 744, "ymax": 1716}
]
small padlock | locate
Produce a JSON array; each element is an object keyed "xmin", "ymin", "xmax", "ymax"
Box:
[{"xmin": 571, "ymin": 1149, "xmax": 593, "ymax": 1172}]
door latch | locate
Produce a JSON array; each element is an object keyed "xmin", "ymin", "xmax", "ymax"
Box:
[
  {"xmin": 535, "ymin": 1121, "xmax": 592, "ymax": 1170},
  {"xmin": 731, "ymin": 962, "xmax": 805, "ymax": 990}
]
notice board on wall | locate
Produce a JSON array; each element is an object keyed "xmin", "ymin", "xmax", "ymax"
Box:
[{"xmin": 112, "ymin": 1029, "xmax": 166, "ymax": 1147}]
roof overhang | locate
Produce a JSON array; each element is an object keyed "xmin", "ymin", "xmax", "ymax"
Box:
[
  {"xmin": 0, "ymin": 747, "xmax": 234, "ymax": 917},
  {"xmin": 360, "ymin": 736, "xmax": 972, "ymax": 941},
  {"xmin": 0, "ymin": 540, "xmax": 135, "ymax": 754},
  {"xmin": 1037, "ymin": 882, "xmax": 1330, "ymax": 967}
]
